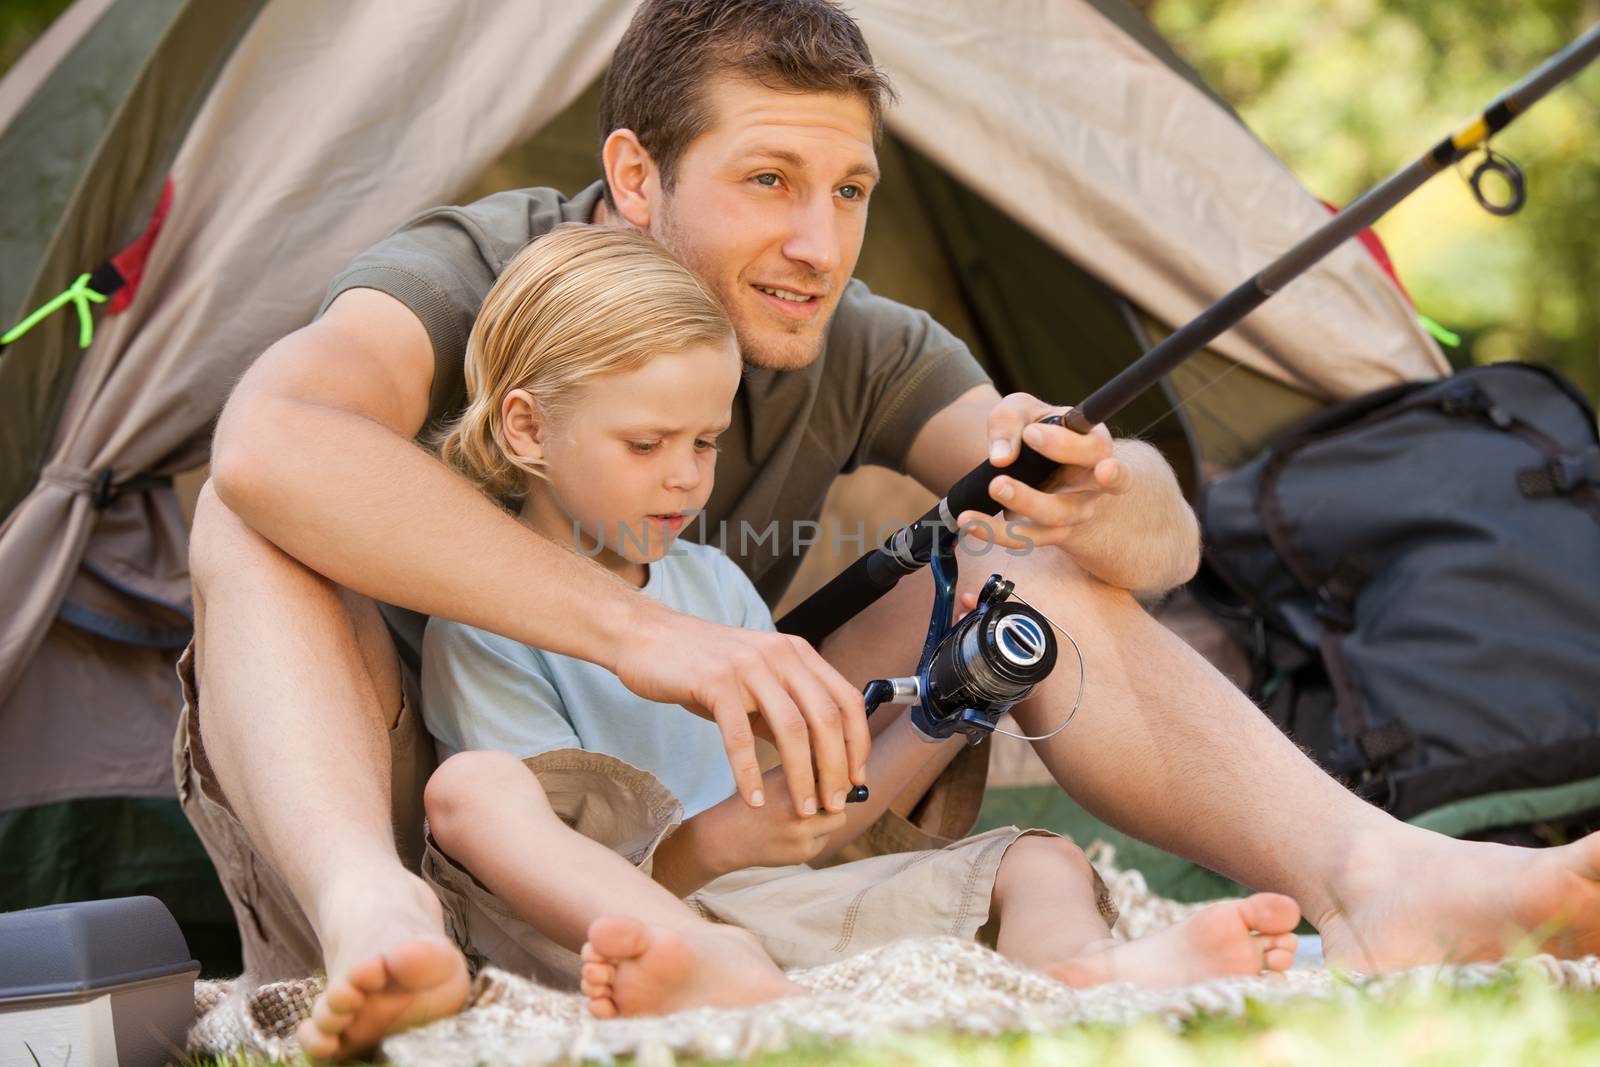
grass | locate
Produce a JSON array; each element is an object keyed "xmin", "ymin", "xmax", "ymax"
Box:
[{"xmin": 189, "ymin": 969, "xmax": 1600, "ymax": 1067}]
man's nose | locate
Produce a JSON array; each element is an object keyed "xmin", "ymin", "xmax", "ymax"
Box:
[{"xmin": 782, "ymin": 192, "xmax": 840, "ymax": 275}]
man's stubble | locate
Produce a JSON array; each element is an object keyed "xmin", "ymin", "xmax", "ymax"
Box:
[{"xmin": 653, "ymin": 203, "xmax": 831, "ymax": 373}]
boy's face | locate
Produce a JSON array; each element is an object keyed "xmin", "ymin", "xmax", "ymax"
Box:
[
  {"xmin": 526, "ymin": 336, "xmax": 742, "ymax": 567},
  {"xmin": 650, "ymin": 76, "xmax": 879, "ymax": 372}
]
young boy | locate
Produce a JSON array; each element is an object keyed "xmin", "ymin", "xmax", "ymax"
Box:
[{"xmin": 301, "ymin": 225, "xmax": 1298, "ymax": 1043}]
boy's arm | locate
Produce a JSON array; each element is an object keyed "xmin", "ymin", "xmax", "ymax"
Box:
[
  {"xmin": 652, "ymin": 707, "xmax": 960, "ymax": 893},
  {"xmin": 211, "ymin": 287, "xmax": 868, "ymax": 815}
]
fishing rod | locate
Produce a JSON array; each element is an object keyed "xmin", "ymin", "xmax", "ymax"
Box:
[
  {"xmin": 784, "ymin": 21, "xmax": 1600, "ymax": 649},
  {"xmin": 790, "ymin": 22, "xmax": 1600, "ymax": 759}
]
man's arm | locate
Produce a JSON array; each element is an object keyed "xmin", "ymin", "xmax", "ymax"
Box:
[
  {"xmin": 901, "ymin": 384, "xmax": 1200, "ymax": 599},
  {"xmin": 210, "ymin": 288, "xmax": 868, "ymax": 814}
]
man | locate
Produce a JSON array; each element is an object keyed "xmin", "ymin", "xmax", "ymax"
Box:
[{"xmin": 183, "ymin": 0, "xmax": 1599, "ymax": 1058}]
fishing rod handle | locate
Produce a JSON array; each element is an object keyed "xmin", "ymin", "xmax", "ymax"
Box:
[
  {"xmin": 777, "ymin": 413, "xmax": 1075, "ymax": 644},
  {"xmin": 940, "ymin": 413, "xmax": 1070, "ymax": 522}
]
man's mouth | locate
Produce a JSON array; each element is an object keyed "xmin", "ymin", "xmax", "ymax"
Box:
[
  {"xmin": 753, "ymin": 284, "xmax": 818, "ymax": 303},
  {"xmin": 751, "ymin": 283, "xmax": 823, "ymax": 319}
]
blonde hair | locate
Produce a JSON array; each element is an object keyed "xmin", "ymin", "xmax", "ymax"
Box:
[{"xmin": 436, "ymin": 225, "xmax": 733, "ymax": 501}]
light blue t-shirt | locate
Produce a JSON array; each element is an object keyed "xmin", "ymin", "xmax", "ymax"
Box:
[{"xmin": 420, "ymin": 542, "xmax": 774, "ymax": 818}]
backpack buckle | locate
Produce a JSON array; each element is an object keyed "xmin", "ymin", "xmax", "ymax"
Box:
[
  {"xmin": 1520, "ymin": 446, "xmax": 1600, "ymax": 496},
  {"xmin": 1314, "ymin": 586, "xmax": 1356, "ymax": 631}
]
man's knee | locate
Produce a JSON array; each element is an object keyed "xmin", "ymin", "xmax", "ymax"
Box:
[
  {"xmin": 190, "ymin": 478, "xmax": 279, "ymax": 593},
  {"xmin": 425, "ymin": 751, "xmax": 548, "ymax": 839}
]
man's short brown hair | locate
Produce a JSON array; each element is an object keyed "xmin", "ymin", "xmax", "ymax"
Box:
[{"xmin": 598, "ymin": 0, "xmax": 894, "ymax": 208}]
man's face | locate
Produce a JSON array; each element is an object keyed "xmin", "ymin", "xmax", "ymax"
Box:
[{"xmin": 650, "ymin": 76, "xmax": 879, "ymax": 371}]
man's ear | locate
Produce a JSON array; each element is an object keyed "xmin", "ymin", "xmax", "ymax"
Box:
[
  {"xmin": 602, "ymin": 128, "xmax": 659, "ymax": 230},
  {"xmin": 501, "ymin": 388, "xmax": 547, "ymax": 464}
]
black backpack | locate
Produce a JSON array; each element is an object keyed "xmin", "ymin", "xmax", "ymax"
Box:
[{"xmin": 1197, "ymin": 362, "xmax": 1600, "ymax": 843}]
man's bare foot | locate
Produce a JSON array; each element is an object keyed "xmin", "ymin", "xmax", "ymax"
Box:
[
  {"xmin": 1317, "ymin": 830, "xmax": 1600, "ymax": 971},
  {"xmin": 1047, "ymin": 893, "xmax": 1300, "ymax": 988},
  {"xmin": 295, "ymin": 872, "xmax": 470, "ymax": 1061},
  {"xmin": 580, "ymin": 916, "xmax": 802, "ymax": 1018}
]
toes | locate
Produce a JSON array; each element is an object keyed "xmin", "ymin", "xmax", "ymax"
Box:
[
  {"xmin": 582, "ymin": 961, "xmax": 615, "ymax": 988},
  {"xmin": 588, "ymin": 995, "xmax": 619, "ymax": 1019},
  {"xmin": 345, "ymin": 954, "xmax": 390, "ymax": 994},
  {"xmin": 311, "ymin": 993, "xmax": 356, "ymax": 1033},
  {"xmin": 321, "ymin": 979, "xmax": 364, "ymax": 1016},
  {"xmin": 1264, "ymin": 946, "xmax": 1296, "ymax": 972},
  {"xmin": 586, "ymin": 916, "xmax": 653, "ymax": 962},
  {"xmin": 296, "ymin": 1018, "xmax": 341, "ymax": 1062},
  {"xmin": 581, "ymin": 941, "xmax": 606, "ymax": 965},
  {"xmin": 1239, "ymin": 892, "xmax": 1301, "ymax": 935}
]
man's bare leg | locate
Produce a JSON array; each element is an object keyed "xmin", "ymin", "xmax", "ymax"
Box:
[
  {"xmin": 821, "ymin": 536, "xmax": 1600, "ymax": 969},
  {"xmin": 189, "ymin": 484, "xmax": 468, "ymax": 1059}
]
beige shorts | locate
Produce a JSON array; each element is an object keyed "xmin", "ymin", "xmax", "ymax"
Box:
[
  {"xmin": 422, "ymin": 749, "xmax": 1118, "ymax": 989},
  {"xmin": 172, "ymin": 640, "xmax": 1058, "ymax": 982}
]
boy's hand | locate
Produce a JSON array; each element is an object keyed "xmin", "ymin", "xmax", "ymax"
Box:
[
  {"xmin": 614, "ymin": 605, "xmax": 869, "ymax": 820},
  {"xmin": 654, "ymin": 767, "xmax": 848, "ymax": 894}
]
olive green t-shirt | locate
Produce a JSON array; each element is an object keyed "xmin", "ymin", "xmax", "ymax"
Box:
[{"xmin": 320, "ymin": 182, "xmax": 990, "ymax": 662}]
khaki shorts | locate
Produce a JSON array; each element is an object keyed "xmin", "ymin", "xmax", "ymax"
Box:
[
  {"xmin": 172, "ymin": 642, "xmax": 436, "ymax": 980},
  {"xmin": 173, "ymin": 639, "xmax": 1031, "ymax": 981},
  {"xmin": 422, "ymin": 750, "xmax": 1118, "ymax": 989}
]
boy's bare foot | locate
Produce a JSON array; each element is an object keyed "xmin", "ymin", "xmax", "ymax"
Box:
[
  {"xmin": 1047, "ymin": 893, "xmax": 1300, "ymax": 988},
  {"xmin": 295, "ymin": 872, "xmax": 470, "ymax": 1062},
  {"xmin": 1318, "ymin": 830, "xmax": 1600, "ymax": 971},
  {"xmin": 580, "ymin": 916, "xmax": 802, "ymax": 1018}
]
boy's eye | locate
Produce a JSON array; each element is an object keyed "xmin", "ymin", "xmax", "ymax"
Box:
[
  {"xmin": 753, "ymin": 173, "xmax": 780, "ymax": 188},
  {"xmin": 694, "ymin": 438, "xmax": 721, "ymax": 453},
  {"xmin": 839, "ymin": 184, "xmax": 865, "ymax": 201},
  {"xmin": 628, "ymin": 440, "xmax": 661, "ymax": 455}
]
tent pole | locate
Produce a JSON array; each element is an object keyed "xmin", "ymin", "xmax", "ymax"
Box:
[{"xmin": 777, "ymin": 21, "xmax": 1600, "ymax": 647}]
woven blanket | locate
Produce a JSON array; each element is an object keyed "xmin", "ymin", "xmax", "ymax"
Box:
[{"xmin": 188, "ymin": 850, "xmax": 1600, "ymax": 1065}]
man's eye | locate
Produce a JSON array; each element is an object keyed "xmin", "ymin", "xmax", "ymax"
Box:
[
  {"xmin": 694, "ymin": 438, "xmax": 721, "ymax": 453},
  {"xmin": 754, "ymin": 173, "xmax": 780, "ymax": 187},
  {"xmin": 839, "ymin": 184, "xmax": 865, "ymax": 201},
  {"xmin": 628, "ymin": 441, "xmax": 660, "ymax": 454}
]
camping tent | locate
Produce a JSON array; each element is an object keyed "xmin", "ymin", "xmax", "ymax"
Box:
[{"xmin": 0, "ymin": 0, "xmax": 1446, "ymax": 969}]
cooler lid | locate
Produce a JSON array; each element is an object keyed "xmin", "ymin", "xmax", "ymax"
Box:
[{"xmin": 0, "ymin": 896, "xmax": 199, "ymax": 1000}]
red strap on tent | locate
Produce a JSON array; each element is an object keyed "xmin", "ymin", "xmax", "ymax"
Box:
[
  {"xmin": 106, "ymin": 179, "xmax": 173, "ymax": 314},
  {"xmin": 1321, "ymin": 198, "xmax": 1411, "ymax": 307}
]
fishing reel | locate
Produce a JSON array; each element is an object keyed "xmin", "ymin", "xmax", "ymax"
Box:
[{"xmin": 845, "ymin": 525, "xmax": 1064, "ymax": 803}]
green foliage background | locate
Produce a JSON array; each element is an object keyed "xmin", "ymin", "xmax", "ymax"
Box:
[{"xmin": 1145, "ymin": 0, "xmax": 1600, "ymax": 402}]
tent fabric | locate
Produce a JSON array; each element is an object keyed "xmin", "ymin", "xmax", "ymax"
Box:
[
  {"xmin": 0, "ymin": 0, "xmax": 1441, "ymax": 817},
  {"xmin": 0, "ymin": 0, "xmax": 264, "ymax": 522},
  {"xmin": 858, "ymin": 0, "xmax": 1448, "ymax": 397},
  {"xmin": 0, "ymin": 0, "xmax": 636, "ymax": 812}
]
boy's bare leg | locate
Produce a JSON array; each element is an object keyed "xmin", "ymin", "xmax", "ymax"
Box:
[
  {"xmin": 990, "ymin": 836, "xmax": 1297, "ymax": 986},
  {"xmin": 189, "ymin": 484, "xmax": 468, "ymax": 1060},
  {"xmin": 419, "ymin": 750, "xmax": 801, "ymax": 1019},
  {"xmin": 821, "ymin": 536, "xmax": 1600, "ymax": 969}
]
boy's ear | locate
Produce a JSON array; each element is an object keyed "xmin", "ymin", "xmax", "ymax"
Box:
[
  {"xmin": 501, "ymin": 389, "xmax": 547, "ymax": 463},
  {"xmin": 602, "ymin": 128, "xmax": 659, "ymax": 230}
]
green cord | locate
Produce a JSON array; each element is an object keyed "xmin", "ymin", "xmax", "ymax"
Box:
[
  {"xmin": 1418, "ymin": 313, "xmax": 1462, "ymax": 348},
  {"xmin": 0, "ymin": 272, "xmax": 108, "ymax": 349}
]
